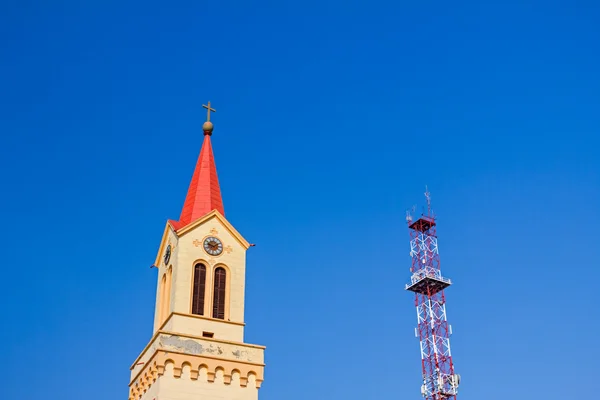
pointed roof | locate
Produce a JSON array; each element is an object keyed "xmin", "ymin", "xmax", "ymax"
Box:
[{"xmin": 169, "ymin": 105, "xmax": 224, "ymax": 231}]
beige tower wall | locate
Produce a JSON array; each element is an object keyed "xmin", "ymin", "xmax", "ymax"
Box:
[
  {"xmin": 164, "ymin": 313, "xmax": 244, "ymax": 343},
  {"xmin": 153, "ymin": 212, "xmax": 249, "ymax": 341},
  {"xmin": 154, "ymin": 227, "xmax": 179, "ymax": 331},
  {"xmin": 174, "ymin": 216, "xmax": 248, "ymax": 326}
]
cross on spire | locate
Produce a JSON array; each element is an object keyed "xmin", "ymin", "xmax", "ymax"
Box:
[
  {"xmin": 170, "ymin": 102, "xmax": 224, "ymax": 230},
  {"xmin": 203, "ymin": 101, "xmax": 216, "ymax": 122}
]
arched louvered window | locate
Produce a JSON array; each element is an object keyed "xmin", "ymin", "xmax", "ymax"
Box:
[
  {"xmin": 192, "ymin": 263, "xmax": 207, "ymax": 315},
  {"xmin": 158, "ymin": 273, "xmax": 166, "ymax": 323},
  {"xmin": 162, "ymin": 267, "xmax": 172, "ymax": 322},
  {"xmin": 212, "ymin": 267, "xmax": 227, "ymax": 319}
]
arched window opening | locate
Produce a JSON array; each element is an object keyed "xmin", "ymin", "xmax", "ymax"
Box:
[
  {"xmin": 192, "ymin": 263, "xmax": 207, "ymax": 315},
  {"xmin": 213, "ymin": 267, "xmax": 227, "ymax": 319},
  {"xmin": 158, "ymin": 273, "xmax": 167, "ymax": 323},
  {"xmin": 163, "ymin": 267, "xmax": 172, "ymax": 322}
]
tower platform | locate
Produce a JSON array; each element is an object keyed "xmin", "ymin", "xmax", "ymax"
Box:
[
  {"xmin": 409, "ymin": 216, "xmax": 436, "ymax": 232},
  {"xmin": 405, "ymin": 274, "xmax": 451, "ymax": 295}
]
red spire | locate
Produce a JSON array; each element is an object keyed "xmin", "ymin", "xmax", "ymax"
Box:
[{"xmin": 170, "ymin": 104, "xmax": 224, "ymax": 231}]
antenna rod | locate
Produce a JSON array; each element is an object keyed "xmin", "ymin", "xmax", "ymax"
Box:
[{"xmin": 425, "ymin": 186, "xmax": 432, "ymax": 217}]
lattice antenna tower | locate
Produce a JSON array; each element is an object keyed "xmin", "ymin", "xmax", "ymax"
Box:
[{"xmin": 405, "ymin": 188, "xmax": 460, "ymax": 399}]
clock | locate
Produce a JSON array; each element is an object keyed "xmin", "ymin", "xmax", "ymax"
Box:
[
  {"xmin": 164, "ymin": 244, "xmax": 171, "ymax": 265},
  {"xmin": 203, "ymin": 236, "xmax": 223, "ymax": 256}
]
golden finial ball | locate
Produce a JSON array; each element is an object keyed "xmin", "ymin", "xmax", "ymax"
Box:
[{"xmin": 202, "ymin": 121, "xmax": 214, "ymax": 134}]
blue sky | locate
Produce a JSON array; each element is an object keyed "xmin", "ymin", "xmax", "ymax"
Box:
[{"xmin": 0, "ymin": 0, "xmax": 599, "ymax": 399}]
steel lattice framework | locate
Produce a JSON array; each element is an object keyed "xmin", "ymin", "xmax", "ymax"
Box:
[{"xmin": 406, "ymin": 192, "xmax": 460, "ymax": 399}]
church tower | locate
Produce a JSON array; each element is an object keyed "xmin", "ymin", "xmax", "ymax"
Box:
[{"xmin": 128, "ymin": 103, "xmax": 265, "ymax": 400}]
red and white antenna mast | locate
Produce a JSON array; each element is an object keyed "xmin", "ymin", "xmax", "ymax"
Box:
[{"xmin": 405, "ymin": 188, "xmax": 460, "ymax": 399}]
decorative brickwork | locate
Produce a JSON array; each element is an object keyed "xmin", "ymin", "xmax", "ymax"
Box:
[{"xmin": 129, "ymin": 349, "xmax": 263, "ymax": 400}]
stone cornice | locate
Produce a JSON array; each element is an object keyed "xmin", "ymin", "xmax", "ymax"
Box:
[
  {"xmin": 172, "ymin": 311, "xmax": 247, "ymax": 327},
  {"xmin": 129, "ymin": 331, "xmax": 265, "ymax": 400},
  {"xmin": 129, "ymin": 332, "xmax": 265, "ymax": 400}
]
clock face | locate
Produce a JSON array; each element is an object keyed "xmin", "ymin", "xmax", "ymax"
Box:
[
  {"xmin": 164, "ymin": 245, "xmax": 171, "ymax": 265},
  {"xmin": 203, "ymin": 236, "xmax": 223, "ymax": 256}
]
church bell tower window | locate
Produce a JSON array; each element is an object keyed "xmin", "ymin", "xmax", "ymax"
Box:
[
  {"xmin": 192, "ymin": 263, "xmax": 207, "ymax": 315},
  {"xmin": 212, "ymin": 267, "xmax": 227, "ymax": 319}
]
